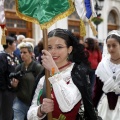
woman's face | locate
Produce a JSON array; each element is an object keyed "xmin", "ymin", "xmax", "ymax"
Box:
[
  {"xmin": 48, "ymin": 36, "xmax": 72, "ymax": 67},
  {"xmin": 106, "ymin": 38, "xmax": 120, "ymax": 57},
  {"xmin": 20, "ymin": 48, "xmax": 32, "ymax": 62},
  {"xmin": 84, "ymin": 40, "xmax": 88, "ymax": 48}
]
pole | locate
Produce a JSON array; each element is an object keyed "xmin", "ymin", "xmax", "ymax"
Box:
[
  {"xmin": 95, "ymin": 1, "xmax": 99, "ymax": 38},
  {"xmin": 43, "ymin": 29, "xmax": 52, "ymax": 120},
  {"xmin": 96, "ymin": 24, "xmax": 98, "ymax": 38}
]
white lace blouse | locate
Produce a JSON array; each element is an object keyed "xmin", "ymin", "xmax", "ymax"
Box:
[
  {"xmin": 109, "ymin": 60, "xmax": 120, "ymax": 73},
  {"xmin": 27, "ymin": 63, "xmax": 81, "ymax": 120}
]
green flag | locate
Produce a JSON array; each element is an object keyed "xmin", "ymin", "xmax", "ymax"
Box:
[{"xmin": 15, "ymin": 0, "xmax": 74, "ymax": 29}]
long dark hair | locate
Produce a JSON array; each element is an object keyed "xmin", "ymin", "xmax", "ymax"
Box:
[
  {"xmin": 48, "ymin": 28, "xmax": 90, "ymax": 66},
  {"xmin": 85, "ymin": 37, "xmax": 95, "ymax": 51},
  {"xmin": 38, "ymin": 39, "xmax": 43, "ymax": 53}
]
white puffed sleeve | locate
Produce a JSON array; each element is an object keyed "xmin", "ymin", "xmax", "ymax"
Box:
[{"xmin": 48, "ymin": 64, "xmax": 82, "ymax": 112}]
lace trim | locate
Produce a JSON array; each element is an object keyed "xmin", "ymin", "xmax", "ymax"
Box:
[{"xmin": 109, "ymin": 60, "xmax": 120, "ymax": 73}]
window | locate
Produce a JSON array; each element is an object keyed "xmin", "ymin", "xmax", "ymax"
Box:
[
  {"xmin": 68, "ymin": 11, "xmax": 81, "ymax": 38},
  {"xmin": 4, "ymin": 0, "xmax": 15, "ymax": 10},
  {"xmin": 6, "ymin": 18, "xmax": 27, "ymax": 28},
  {"xmin": 108, "ymin": 11, "xmax": 117, "ymax": 25},
  {"xmin": 5, "ymin": 10, "xmax": 32, "ymax": 38},
  {"xmin": 108, "ymin": 10, "xmax": 118, "ymax": 31}
]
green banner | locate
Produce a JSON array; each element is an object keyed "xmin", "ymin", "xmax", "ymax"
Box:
[{"xmin": 16, "ymin": 0, "xmax": 74, "ymax": 29}]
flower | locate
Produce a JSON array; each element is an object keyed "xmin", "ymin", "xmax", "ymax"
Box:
[{"xmin": 91, "ymin": 17, "xmax": 103, "ymax": 25}]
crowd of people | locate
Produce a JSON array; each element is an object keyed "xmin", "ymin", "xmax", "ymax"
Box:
[{"xmin": 0, "ymin": 28, "xmax": 120, "ymax": 120}]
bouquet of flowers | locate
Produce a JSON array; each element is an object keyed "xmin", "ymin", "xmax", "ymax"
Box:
[{"xmin": 91, "ymin": 17, "xmax": 103, "ymax": 25}]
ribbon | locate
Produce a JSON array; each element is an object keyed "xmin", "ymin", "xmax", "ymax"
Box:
[
  {"xmin": 74, "ymin": 0, "xmax": 97, "ymax": 36},
  {"xmin": 80, "ymin": 18, "xmax": 86, "ymax": 37},
  {"xmin": 0, "ymin": 25, "xmax": 7, "ymax": 45}
]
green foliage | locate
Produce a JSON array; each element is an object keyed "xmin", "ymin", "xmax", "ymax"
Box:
[{"xmin": 91, "ymin": 17, "xmax": 103, "ymax": 25}]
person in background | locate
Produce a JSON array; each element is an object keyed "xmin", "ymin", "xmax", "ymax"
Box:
[
  {"xmin": 79, "ymin": 39, "xmax": 84, "ymax": 45},
  {"xmin": 22, "ymin": 38, "xmax": 34, "ymax": 43},
  {"xmin": 94, "ymin": 39, "xmax": 103, "ymax": 55},
  {"xmin": 93, "ymin": 30, "xmax": 120, "ymax": 120},
  {"xmin": 11, "ymin": 42, "xmax": 44, "ymax": 120},
  {"xmin": 17, "ymin": 35, "xmax": 25, "ymax": 44},
  {"xmin": 27, "ymin": 28, "xmax": 98, "ymax": 120},
  {"xmin": 34, "ymin": 44, "xmax": 39, "ymax": 61},
  {"xmin": 94, "ymin": 39, "xmax": 103, "ymax": 53},
  {"xmin": 13, "ymin": 35, "xmax": 23, "ymax": 63},
  {"xmin": 22, "ymin": 38, "xmax": 35, "ymax": 59},
  {"xmin": 13, "ymin": 34, "xmax": 26, "ymax": 63},
  {"xmin": 84, "ymin": 37, "xmax": 102, "ymax": 91},
  {"xmin": 0, "ymin": 36, "xmax": 20, "ymax": 120},
  {"xmin": 99, "ymin": 42, "xmax": 104, "ymax": 53},
  {"xmin": 34, "ymin": 39, "xmax": 43, "ymax": 63},
  {"xmin": 37, "ymin": 39, "xmax": 43, "ymax": 64}
]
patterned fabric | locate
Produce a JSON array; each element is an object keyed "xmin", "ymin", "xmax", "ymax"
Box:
[
  {"xmin": 0, "ymin": 51, "xmax": 20, "ymax": 90},
  {"xmin": 71, "ymin": 63, "xmax": 98, "ymax": 120}
]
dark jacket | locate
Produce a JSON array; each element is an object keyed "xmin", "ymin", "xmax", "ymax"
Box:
[
  {"xmin": 0, "ymin": 51, "xmax": 20, "ymax": 90},
  {"xmin": 15, "ymin": 60, "xmax": 44, "ymax": 106}
]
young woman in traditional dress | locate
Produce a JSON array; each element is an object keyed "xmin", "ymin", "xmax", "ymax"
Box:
[
  {"xmin": 27, "ymin": 28, "xmax": 98, "ymax": 120},
  {"xmin": 93, "ymin": 30, "xmax": 120, "ymax": 120}
]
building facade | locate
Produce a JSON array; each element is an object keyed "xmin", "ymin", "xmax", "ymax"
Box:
[{"xmin": 0, "ymin": 0, "xmax": 120, "ymax": 51}]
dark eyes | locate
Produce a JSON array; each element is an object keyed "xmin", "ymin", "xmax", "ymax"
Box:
[
  {"xmin": 56, "ymin": 46, "xmax": 65, "ymax": 49},
  {"xmin": 107, "ymin": 44, "xmax": 117, "ymax": 48},
  {"xmin": 20, "ymin": 52, "xmax": 27, "ymax": 54},
  {"xmin": 48, "ymin": 46, "xmax": 66, "ymax": 50}
]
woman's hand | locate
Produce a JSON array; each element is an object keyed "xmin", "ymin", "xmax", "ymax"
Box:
[
  {"xmin": 41, "ymin": 50, "xmax": 59, "ymax": 73},
  {"xmin": 37, "ymin": 98, "xmax": 54, "ymax": 117},
  {"xmin": 11, "ymin": 78, "xmax": 19, "ymax": 88}
]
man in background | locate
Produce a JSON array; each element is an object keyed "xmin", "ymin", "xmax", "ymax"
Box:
[{"xmin": 14, "ymin": 35, "xmax": 25, "ymax": 63}]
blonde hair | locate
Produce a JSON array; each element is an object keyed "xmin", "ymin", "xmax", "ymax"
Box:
[
  {"xmin": 22, "ymin": 38, "xmax": 34, "ymax": 43},
  {"xmin": 17, "ymin": 42, "xmax": 34, "ymax": 52}
]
